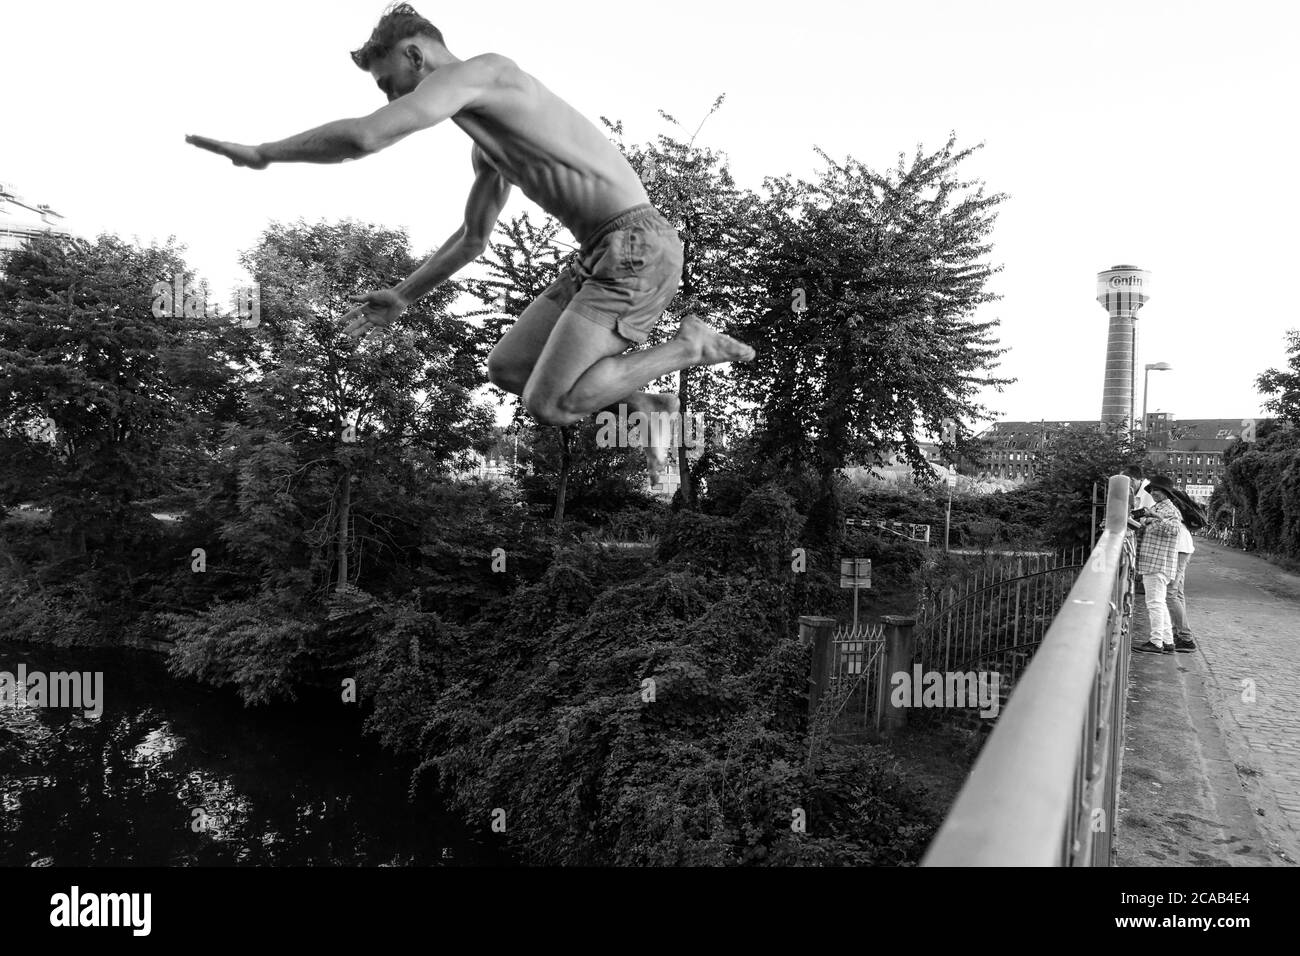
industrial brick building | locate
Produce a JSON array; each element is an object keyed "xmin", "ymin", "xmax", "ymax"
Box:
[{"xmin": 973, "ymin": 416, "xmax": 1259, "ymax": 506}]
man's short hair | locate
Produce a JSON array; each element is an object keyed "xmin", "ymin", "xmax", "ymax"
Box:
[
  {"xmin": 351, "ymin": 3, "xmax": 445, "ymax": 70},
  {"xmin": 1122, "ymin": 464, "xmax": 1144, "ymax": 479}
]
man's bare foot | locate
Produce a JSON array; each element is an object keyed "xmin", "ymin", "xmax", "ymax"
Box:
[{"xmin": 673, "ymin": 313, "xmax": 756, "ymax": 367}]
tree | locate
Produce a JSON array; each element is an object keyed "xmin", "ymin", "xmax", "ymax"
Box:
[
  {"xmin": 194, "ymin": 219, "xmax": 495, "ymax": 598},
  {"xmin": 1213, "ymin": 330, "xmax": 1300, "ymax": 558},
  {"xmin": 1256, "ymin": 329, "xmax": 1300, "ymax": 426},
  {"xmin": 1218, "ymin": 423, "xmax": 1299, "ymax": 558},
  {"xmin": 1031, "ymin": 427, "xmax": 1145, "ymax": 547},
  {"xmin": 460, "ymin": 205, "xmax": 679, "ymax": 522},
  {"xmin": 458, "ymin": 210, "xmax": 589, "ymax": 521},
  {"xmin": 513, "ymin": 416, "xmax": 656, "ymax": 524},
  {"xmin": 729, "ymin": 135, "xmax": 1012, "ymax": 534},
  {"xmin": 459, "ymin": 210, "xmax": 571, "ymax": 340},
  {"xmin": 0, "ymin": 233, "xmax": 239, "ymax": 560},
  {"xmin": 601, "ymin": 97, "xmax": 762, "ymax": 507}
]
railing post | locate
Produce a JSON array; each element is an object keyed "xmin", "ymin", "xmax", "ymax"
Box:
[
  {"xmin": 877, "ymin": 614, "xmax": 917, "ymax": 734},
  {"xmin": 800, "ymin": 615, "xmax": 836, "ymax": 717}
]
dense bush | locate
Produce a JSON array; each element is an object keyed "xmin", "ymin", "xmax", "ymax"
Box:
[
  {"xmin": 0, "ymin": 465, "xmax": 1006, "ymax": 865},
  {"xmin": 363, "ymin": 483, "xmax": 940, "ymax": 865},
  {"xmin": 1217, "ymin": 424, "xmax": 1300, "ymax": 559}
]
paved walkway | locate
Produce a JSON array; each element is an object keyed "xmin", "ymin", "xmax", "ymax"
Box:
[{"xmin": 1117, "ymin": 541, "xmax": 1300, "ymax": 865}]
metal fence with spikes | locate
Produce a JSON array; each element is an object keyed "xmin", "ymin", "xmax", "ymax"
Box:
[{"xmin": 913, "ymin": 545, "xmax": 1088, "ymax": 709}]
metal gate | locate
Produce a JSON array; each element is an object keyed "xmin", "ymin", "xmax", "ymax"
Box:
[{"xmin": 807, "ymin": 621, "xmax": 888, "ymax": 763}]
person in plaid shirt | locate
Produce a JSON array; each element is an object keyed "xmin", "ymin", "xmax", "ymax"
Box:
[{"xmin": 1134, "ymin": 475, "xmax": 1184, "ymax": 654}]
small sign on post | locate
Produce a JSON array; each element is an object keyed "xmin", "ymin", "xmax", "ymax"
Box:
[
  {"xmin": 839, "ymin": 558, "xmax": 871, "ymax": 588},
  {"xmin": 839, "ymin": 557, "xmax": 872, "ymax": 629}
]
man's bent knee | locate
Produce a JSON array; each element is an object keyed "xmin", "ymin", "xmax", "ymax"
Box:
[
  {"xmin": 487, "ymin": 352, "xmax": 527, "ymax": 395},
  {"xmin": 526, "ymin": 398, "xmax": 577, "ymax": 428},
  {"xmin": 523, "ymin": 384, "xmax": 583, "ymax": 427}
]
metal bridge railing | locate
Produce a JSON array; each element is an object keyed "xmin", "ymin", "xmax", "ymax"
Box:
[{"xmin": 921, "ymin": 474, "xmax": 1135, "ymax": 866}]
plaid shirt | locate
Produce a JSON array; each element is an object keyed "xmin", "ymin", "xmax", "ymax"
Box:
[{"xmin": 1136, "ymin": 498, "xmax": 1182, "ymax": 578}]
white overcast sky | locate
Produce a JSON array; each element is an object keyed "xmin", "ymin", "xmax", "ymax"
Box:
[{"xmin": 2, "ymin": 0, "xmax": 1296, "ymax": 425}]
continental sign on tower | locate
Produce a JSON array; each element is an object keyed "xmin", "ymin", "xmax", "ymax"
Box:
[{"xmin": 1095, "ymin": 264, "xmax": 1152, "ymax": 429}]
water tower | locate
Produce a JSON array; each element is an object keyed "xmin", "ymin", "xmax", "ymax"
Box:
[{"xmin": 1095, "ymin": 264, "xmax": 1151, "ymax": 430}]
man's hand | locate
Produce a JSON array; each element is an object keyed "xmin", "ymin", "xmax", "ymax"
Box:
[
  {"xmin": 343, "ymin": 288, "xmax": 409, "ymax": 341},
  {"xmin": 186, "ymin": 135, "xmax": 269, "ymax": 170}
]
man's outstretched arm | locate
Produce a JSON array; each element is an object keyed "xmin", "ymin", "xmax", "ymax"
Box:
[
  {"xmin": 187, "ymin": 56, "xmax": 501, "ymax": 167},
  {"xmin": 395, "ymin": 147, "xmax": 512, "ymax": 303},
  {"xmin": 342, "ymin": 146, "xmax": 511, "ymax": 340}
]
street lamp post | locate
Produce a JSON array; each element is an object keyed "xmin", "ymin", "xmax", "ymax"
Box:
[{"xmin": 1141, "ymin": 362, "xmax": 1172, "ymax": 434}]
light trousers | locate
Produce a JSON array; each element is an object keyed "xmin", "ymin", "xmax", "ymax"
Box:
[
  {"xmin": 1142, "ymin": 571, "xmax": 1173, "ymax": 647},
  {"xmin": 1167, "ymin": 552, "xmax": 1192, "ymax": 641}
]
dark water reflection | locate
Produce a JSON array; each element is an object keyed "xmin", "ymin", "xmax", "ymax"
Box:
[{"xmin": 0, "ymin": 643, "xmax": 502, "ymax": 866}]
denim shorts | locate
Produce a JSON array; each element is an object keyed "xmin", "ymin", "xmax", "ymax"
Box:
[{"xmin": 542, "ymin": 204, "xmax": 684, "ymax": 345}]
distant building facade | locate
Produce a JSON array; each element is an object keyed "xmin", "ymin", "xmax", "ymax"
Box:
[
  {"xmin": 457, "ymin": 449, "xmax": 517, "ymax": 482},
  {"xmin": 0, "ymin": 181, "xmax": 72, "ymax": 271},
  {"xmin": 974, "ymin": 421, "xmax": 1096, "ymax": 482},
  {"xmin": 972, "ymin": 415, "xmax": 1264, "ymax": 504},
  {"xmin": 1140, "ymin": 414, "xmax": 1250, "ymax": 506}
]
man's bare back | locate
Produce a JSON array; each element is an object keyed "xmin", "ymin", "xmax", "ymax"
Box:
[{"xmin": 185, "ymin": 6, "xmax": 753, "ymax": 485}]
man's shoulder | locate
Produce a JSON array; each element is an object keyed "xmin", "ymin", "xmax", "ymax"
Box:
[
  {"xmin": 460, "ymin": 52, "xmax": 524, "ymax": 85},
  {"xmin": 474, "ymin": 52, "xmax": 519, "ymax": 69},
  {"xmin": 419, "ymin": 53, "xmax": 519, "ymax": 95},
  {"xmin": 421, "ymin": 54, "xmax": 529, "ymax": 122}
]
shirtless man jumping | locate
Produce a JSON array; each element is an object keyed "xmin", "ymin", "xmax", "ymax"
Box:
[{"xmin": 186, "ymin": 3, "xmax": 754, "ymax": 483}]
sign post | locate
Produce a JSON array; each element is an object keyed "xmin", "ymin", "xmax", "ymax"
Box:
[
  {"xmin": 944, "ymin": 474, "xmax": 957, "ymax": 552},
  {"xmin": 839, "ymin": 558, "xmax": 872, "ymax": 630},
  {"xmin": 1091, "ymin": 481, "xmax": 1098, "ymax": 549}
]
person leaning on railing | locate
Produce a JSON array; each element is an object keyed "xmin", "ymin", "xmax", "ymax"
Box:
[
  {"xmin": 1123, "ymin": 464, "xmax": 1156, "ymax": 511},
  {"xmin": 1153, "ymin": 476, "xmax": 1206, "ymax": 653},
  {"xmin": 1124, "ymin": 465, "xmax": 1155, "ymax": 594},
  {"xmin": 1131, "ymin": 475, "xmax": 1184, "ymax": 655}
]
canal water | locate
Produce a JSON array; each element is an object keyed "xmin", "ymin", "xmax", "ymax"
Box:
[{"xmin": 0, "ymin": 642, "xmax": 502, "ymax": 866}]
